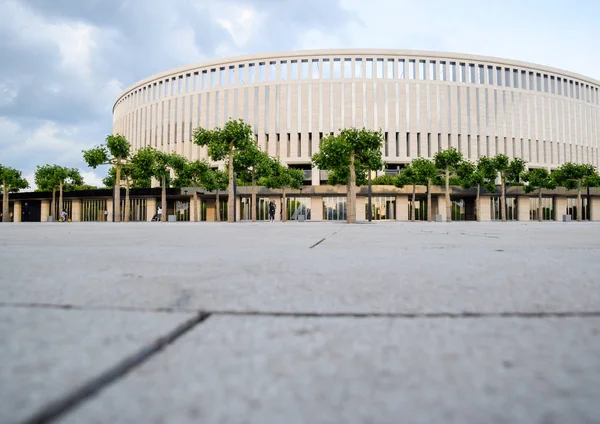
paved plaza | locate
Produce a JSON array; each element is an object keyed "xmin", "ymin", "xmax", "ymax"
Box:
[{"xmin": 1, "ymin": 221, "xmax": 600, "ymax": 423}]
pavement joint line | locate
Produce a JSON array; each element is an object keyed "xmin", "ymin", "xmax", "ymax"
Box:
[
  {"xmin": 2, "ymin": 302, "xmax": 600, "ymax": 320},
  {"xmin": 19, "ymin": 311, "xmax": 211, "ymax": 424},
  {"xmin": 309, "ymin": 237, "xmax": 326, "ymax": 248}
]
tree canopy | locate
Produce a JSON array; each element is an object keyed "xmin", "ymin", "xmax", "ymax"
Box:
[{"xmin": 34, "ymin": 165, "xmax": 83, "ymax": 192}]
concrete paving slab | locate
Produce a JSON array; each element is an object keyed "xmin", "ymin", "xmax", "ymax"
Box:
[
  {"xmin": 60, "ymin": 315, "xmax": 600, "ymax": 424},
  {"xmin": 0, "ymin": 307, "xmax": 193, "ymax": 424},
  {"xmin": 1, "ymin": 222, "xmax": 599, "ymax": 314}
]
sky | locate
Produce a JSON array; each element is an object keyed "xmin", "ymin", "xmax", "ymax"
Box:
[{"xmin": 1, "ymin": 0, "xmax": 599, "ymax": 190}]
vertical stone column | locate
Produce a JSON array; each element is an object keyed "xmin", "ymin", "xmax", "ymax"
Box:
[
  {"xmin": 189, "ymin": 197, "xmax": 197, "ymax": 222},
  {"xmin": 395, "ymin": 195, "xmax": 409, "ymax": 221},
  {"xmin": 517, "ymin": 196, "xmax": 530, "ymax": 221},
  {"xmin": 13, "ymin": 201, "xmax": 22, "ymax": 223},
  {"xmin": 106, "ymin": 199, "xmax": 113, "ymax": 222},
  {"xmin": 590, "ymin": 197, "xmax": 600, "ymax": 222},
  {"xmin": 41, "ymin": 200, "xmax": 49, "ymax": 222},
  {"xmin": 235, "ymin": 196, "xmax": 241, "ymax": 222},
  {"xmin": 312, "ymin": 167, "xmax": 320, "ymax": 186},
  {"xmin": 553, "ymin": 196, "xmax": 567, "ymax": 221},
  {"xmin": 71, "ymin": 199, "xmax": 82, "ymax": 222},
  {"xmin": 437, "ymin": 195, "xmax": 447, "ymax": 222},
  {"xmin": 147, "ymin": 198, "xmax": 157, "ymax": 222},
  {"xmin": 311, "ymin": 196, "xmax": 323, "ymax": 221},
  {"xmin": 357, "ymin": 196, "xmax": 366, "ymax": 221},
  {"xmin": 478, "ymin": 196, "xmax": 491, "ymax": 222}
]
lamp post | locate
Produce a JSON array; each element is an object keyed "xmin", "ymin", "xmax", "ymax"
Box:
[
  {"xmin": 233, "ymin": 172, "xmax": 237, "ymax": 222},
  {"xmin": 367, "ymin": 169, "xmax": 372, "ymax": 222}
]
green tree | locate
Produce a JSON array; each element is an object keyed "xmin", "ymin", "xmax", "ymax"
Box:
[
  {"xmin": 193, "ymin": 118, "xmax": 255, "ymax": 223},
  {"xmin": 171, "ymin": 159, "xmax": 211, "ymax": 222},
  {"xmin": 394, "ymin": 164, "xmax": 419, "ymax": 222},
  {"xmin": 552, "ymin": 163, "xmax": 600, "ymax": 221},
  {"xmin": 457, "ymin": 157, "xmax": 497, "ymax": 222},
  {"xmin": 434, "ymin": 148, "xmax": 464, "ymax": 222},
  {"xmin": 311, "ymin": 128, "xmax": 384, "ymax": 223},
  {"xmin": 259, "ymin": 159, "xmax": 304, "ymax": 222},
  {"xmin": 202, "ymin": 168, "xmax": 228, "ymax": 221},
  {"xmin": 234, "ymin": 144, "xmax": 274, "ymax": 222},
  {"xmin": 491, "ymin": 154, "xmax": 526, "ymax": 222},
  {"xmin": 522, "ymin": 168, "xmax": 557, "ymax": 222},
  {"xmin": 34, "ymin": 165, "xmax": 83, "ymax": 220},
  {"xmin": 1, "ymin": 165, "xmax": 29, "ymax": 222},
  {"xmin": 82, "ymin": 134, "xmax": 131, "ymax": 222},
  {"xmin": 413, "ymin": 158, "xmax": 438, "ymax": 222}
]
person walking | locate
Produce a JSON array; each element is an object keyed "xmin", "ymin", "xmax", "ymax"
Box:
[{"xmin": 268, "ymin": 201, "xmax": 276, "ymax": 222}]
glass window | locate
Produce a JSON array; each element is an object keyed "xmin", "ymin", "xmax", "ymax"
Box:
[
  {"xmin": 478, "ymin": 65, "xmax": 485, "ymax": 84},
  {"xmin": 290, "ymin": 60, "xmax": 298, "ymax": 80},
  {"xmin": 301, "ymin": 59, "xmax": 308, "ymax": 80},
  {"xmin": 409, "ymin": 59, "xmax": 416, "ymax": 79},
  {"xmin": 229, "ymin": 66, "xmax": 235, "ymax": 85},
  {"xmin": 398, "ymin": 59, "xmax": 405, "ymax": 78},
  {"xmin": 365, "ymin": 196, "xmax": 396, "ymax": 220},
  {"xmin": 366, "ymin": 58, "xmax": 374, "ymax": 78},
  {"xmin": 513, "ymin": 69, "xmax": 519, "ymax": 88},
  {"xmin": 469, "ymin": 64, "xmax": 476, "ymax": 83},
  {"xmin": 450, "ymin": 62, "xmax": 457, "ymax": 82},
  {"xmin": 387, "ymin": 59, "xmax": 394, "ymax": 78},
  {"xmin": 280, "ymin": 61, "xmax": 287, "ymax": 81},
  {"xmin": 575, "ymin": 82, "xmax": 579, "ymax": 99},
  {"xmin": 550, "ymin": 76, "xmax": 555, "ymax": 94},
  {"xmin": 210, "ymin": 69, "xmax": 216, "ymax": 88},
  {"xmin": 440, "ymin": 61, "xmax": 447, "ymax": 81},
  {"xmin": 248, "ymin": 64, "xmax": 255, "ymax": 83},
  {"xmin": 269, "ymin": 61, "xmax": 276, "ymax": 81},
  {"xmin": 505, "ymin": 68, "xmax": 511, "ymax": 88},
  {"xmin": 354, "ymin": 58, "xmax": 362, "ymax": 78},
  {"xmin": 529, "ymin": 72, "xmax": 534, "ymax": 90},
  {"xmin": 459, "ymin": 63, "xmax": 466, "ymax": 82},
  {"xmin": 323, "ymin": 197, "xmax": 347, "ymax": 221},
  {"xmin": 344, "ymin": 59, "xmax": 353, "ymax": 78},
  {"xmin": 420, "ymin": 60, "xmax": 426, "ymax": 80},
  {"xmin": 521, "ymin": 70, "xmax": 527, "ymax": 89},
  {"xmin": 334, "ymin": 58, "xmax": 342, "ymax": 78},
  {"xmin": 496, "ymin": 67, "xmax": 502, "ymax": 86},
  {"xmin": 312, "ymin": 59, "xmax": 319, "ymax": 78},
  {"xmin": 237, "ymin": 66, "xmax": 244, "ymax": 84},
  {"xmin": 377, "ymin": 58, "xmax": 384, "ymax": 78},
  {"xmin": 544, "ymin": 75, "xmax": 549, "ymax": 93},
  {"xmin": 430, "ymin": 61, "xmax": 437, "ymax": 80},
  {"xmin": 219, "ymin": 67, "xmax": 225, "ymax": 86},
  {"xmin": 322, "ymin": 59, "xmax": 330, "ymax": 78},
  {"xmin": 487, "ymin": 66, "xmax": 494, "ymax": 85},
  {"xmin": 536, "ymin": 73, "xmax": 542, "ymax": 91},
  {"xmin": 569, "ymin": 80, "xmax": 574, "ymax": 97}
]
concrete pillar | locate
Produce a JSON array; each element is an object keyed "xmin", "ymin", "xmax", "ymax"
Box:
[
  {"xmin": 12, "ymin": 201, "xmax": 22, "ymax": 223},
  {"xmin": 590, "ymin": 198, "xmax": 600, "ymax": 222},
  {"xmin": 357, "ymin": 196, "xmax": 366, "ymax": 221},
  {"xmin": 553, "ymin": 196, "xmax": 567, "ymax": 221},
  {"xmin": 517, "ymin": 196, "xmax": 530, "ymax": 221},
  {"xmin": 146, "ymin": 198, "xmax": 157, "ymax": 221},
  {"xmin": 312, "ymin": 166, "xmax": 320, "ymax": 186},
  {"xmin": 106, "ymin": 199, "xmax": 113, "ymax": 222},
  {"xmin": 71, "ymin": 199, "xmax": 81, "ymax": 222},
  {"xmin": 478, "ymin": 197, "xmax": 491, "ymax": 222},
  {"xmin": 311, "ymin": 196, "xmax": 323, "ymax": 221},
  {"xmin": 396, "ymin": 195, "xmax": 409, "ymax": 221},
  {"xmin": 437, "ymin": 195, "xmax": 448, "ymax": 222},
  {"xmin": 41, "ymin": 200, "xmax": 49, "ymax": 222},
  {"xmin": 189, "ymin": 197, "xmax": 197, "ymax": 222},
  {"xmin": 235, "ymin": 196, "xmax": 241, "ymax": 222}
]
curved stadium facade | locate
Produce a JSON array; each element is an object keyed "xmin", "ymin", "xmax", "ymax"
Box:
[{"xmin": 113, "ymin": 49, "xmax": 600, "ymax": 181}]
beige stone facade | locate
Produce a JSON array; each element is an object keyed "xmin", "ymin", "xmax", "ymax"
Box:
[{"xmin": 113, "ymin": 49, "xmax": 600, "ymax": 172}]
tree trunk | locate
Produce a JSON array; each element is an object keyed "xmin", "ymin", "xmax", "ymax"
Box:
[
  {"xmin": 215, "ymin": 189, "xmax": 220, "ymax": 222},
  {"xmin": 59, "ymin": 180, "xmax": 63, "ymax": 221},
  {"xmin": 427, "ymin": 178, "xmax": 432, "ymax": 222},
  {"xmin": 577, "ymin": 181, "xmax": 582, "ymax": 222},
  {"xmin": 476, "ymin": 183, "xmax": 481, "ymax": 222},
  {"xmin": 115, "ymin": 161, "xmax": 121, "ymax": 223},
  {"xmin": 193, "ymin": 189, "xmax": 199, "ymax": 222},
  {"xmin": 51, "ymin": 188, "xmax": 56, "ymax": 220},
  {"xmin": 347, "ymin": 153, "xmax": 356, "ymax": 223},
  {"xmin": 251, "ymin": 173, "xmax": 257, "ymax": 222},
  {"xmin": 411, "ymin": 184, "xmax": 416, "ymax": 222},
  {"xmin": 282, "ymin": 189, "xmax": 287, "ymax": 222},
  {"xmin": 124, "ymin": 178, "xmax": 130, "ymax": 222},
  {"xmin": 500, "ymin": 172, "xmax": 507, "ymax": 222},
  {"xmin": 161, "ymin": 175, "xmax": 167, "ymax": 222},
  {"xmin": 445, "ymin": 168, "xmax": 452, "ymax": 222},
  {"xmin": 2, "ymin": 184, "xmax": 8, "ymax": 223},
  {"xmin": 227, "ymin": 144, "xmax": 234, "ymax": 223}
]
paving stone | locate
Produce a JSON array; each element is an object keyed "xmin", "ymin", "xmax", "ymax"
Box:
[
  {"xmin": 60, "ymin": 315, "xmax": 600, "ymax": 424},
  {"xmin": 0, "ymin": 307, "xmax": 193, "ymax": 424}
]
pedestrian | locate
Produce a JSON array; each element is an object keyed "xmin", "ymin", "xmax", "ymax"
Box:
[
  {"xmin": 103, "ymin": 210, "xmax": 108, "ymax": 221},
  {"xmin": 157, "ymin": 206, "xmax": 162, "ymax": 221},
  {"xmin": 60, "ymin": 210, "xmax": 68, "ymax": 222},
  {"xmin": 269, "ymin": 201, "xmax": 276, "ymax": 222}
]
